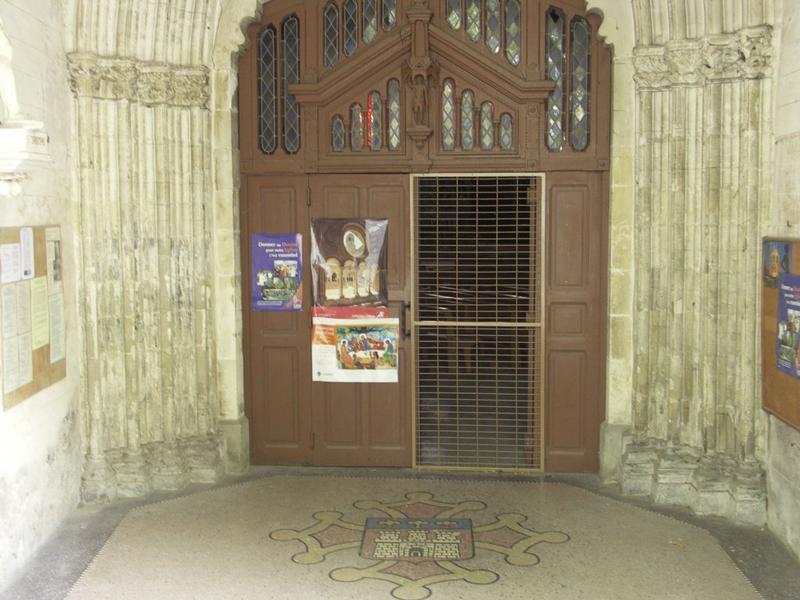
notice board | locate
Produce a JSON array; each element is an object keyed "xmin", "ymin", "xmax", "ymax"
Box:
[
  {"xmin": 0, "ymin": 225, "xmax": 65, "ymax": 410},
  {"xmin": 762, "ymin": 237, "xmax": 800, "ymax": 431}
]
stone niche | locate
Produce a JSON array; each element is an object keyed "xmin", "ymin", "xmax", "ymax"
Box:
[{"xmin": 0, "ymin": 19, "xmax": 50, "ymax": 196}]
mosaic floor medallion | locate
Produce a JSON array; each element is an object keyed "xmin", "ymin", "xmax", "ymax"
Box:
[{"xmin": 270, "ymin": 491, "xmax": 570, "ymax": 599}]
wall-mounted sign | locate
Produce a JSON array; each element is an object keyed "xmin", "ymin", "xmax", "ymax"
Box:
[
  {"xmin": 310, "ymin": 218, "xmax": 388, "ymax": 308},
  {"xmin": 777, "ymin": 273, "xmax": 800, "ymax": 380},
  {"xmin": 764, "ymin": 240, "xmax": 792, "ymax": 288},
  {"xmin": 312, "ymin": 317, "xmax": 399, "ymax": 383},
  {"xmin": 251, "ymin": 233, "xmax": 302, "ymax": 311}
]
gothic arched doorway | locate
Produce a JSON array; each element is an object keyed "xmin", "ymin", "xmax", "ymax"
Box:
[{"xmin": 238, "ymin": 0, "xmax": 610, "ymax": 472}]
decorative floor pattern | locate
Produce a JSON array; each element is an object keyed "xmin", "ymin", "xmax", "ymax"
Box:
[{"xmin": 270, "ymin": 491, "xmax": 569, "ymax": 599}]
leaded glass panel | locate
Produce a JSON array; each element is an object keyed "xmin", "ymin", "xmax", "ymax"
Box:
[
  {"xmin": 344, "ymin": 0, "xmax": 358, "ymax": 57},
  {"xmin": 485, "ymin": 0, "xmax": 501, "ymax": 54},
  {"xmin": 350, "ymin": 103, "xmax": 364, "ymax": 151},
  {"xmin": 499, "ymin": 112, "xmax": 513, "ymax": 150},
  {"xmin": 382, "ymin": 0, "xmax": 397, "ymax": 30},
  {"xmin": 387, "ymin": 79, "xmax": 401, "ymax": 151},
  {"xmin": 460, "ymin": 90, "xmax": 475, "ymax": 150},
  {"xmin": 505, "ymin": 0, "xmax": 521, "ymax": 66},
  {"xmin": 446, "ymin": 0, "xmax": 462, "ymax": 29},
  {"xmin": 323, "ymin": 3, "xmax": 339, "ymax": 69},
  {"xmin": 331, "ymin": 115, "xmax": 345, "ymax": 152},
  {"xmin": 282, "ymin": 16, "xmax": 301, "ymax": 154},
  {"xmin": 257, "ymin": 26, "xmax": 277, "ymax": 154},
  {"xmin": 441, "ymin": 79, "xmax": 456, "ymax": 151},
  {"xmin": 570, "ymin": 17, "xmax": 591, "ymax": 151},
  {"xmin": 480, "ymin": 102, "xmax": 494, "ymax": 150},
  {"xmin": 363, "ymin": 0, "xmax": 378, "ymax": 44},
  {"xmin": 465, "ymin": 0, "xmax": 480, "ymax": 42},
  {"xmin": 545, "ymin": 9, "xmax": 565, "ymax": 152},
  {"xmin": 368, "ymin": 91, "xmax": 383, "ymax": 150}
]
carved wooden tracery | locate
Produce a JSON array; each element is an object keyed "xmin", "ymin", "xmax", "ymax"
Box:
[{"xmin": 238, "ymin": 0, "xmax": 611, "ymax": 174}]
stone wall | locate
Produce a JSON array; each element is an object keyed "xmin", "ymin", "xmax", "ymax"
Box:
[
  {"xmin": 0, "ymin": 0, "xmax": 81, "ymax": 592},
  {"xmin": 765, "ymin": 0, "xmax": 800, "ymax": 560},
  {"xmin": 65, "ymin": 0, "xmax": 233, "ymax": 501}
]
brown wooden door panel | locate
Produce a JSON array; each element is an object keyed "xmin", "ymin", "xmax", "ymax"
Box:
[
  {"xmin": 309, "ymin": 174, "xmax": 411, "ymax": 466},
  {"xmin": 545, "ymin": 173, "xmax": 606, "ymax": 472},
  {"xmin": 245, "ymin": 176, "xmax": 313, "ymax": 465}
]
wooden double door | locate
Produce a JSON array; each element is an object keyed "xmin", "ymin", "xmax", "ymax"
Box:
[{"xmin": 242, "ymin": 174, "xmax": 412, "ymax": 466}]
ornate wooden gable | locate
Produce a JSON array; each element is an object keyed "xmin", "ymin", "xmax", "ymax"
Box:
[{"xmin": 238, "ymin": 0, "xmax": 610, "ymax": 174}]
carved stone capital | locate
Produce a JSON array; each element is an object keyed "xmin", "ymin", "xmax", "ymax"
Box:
[
  {"xmin": 633, "ymin": 26, "xmax": 772, "ymax": 90},
  {"xmin": 68, "ymin": 53, "xmax": 210, "ymax": 108}
]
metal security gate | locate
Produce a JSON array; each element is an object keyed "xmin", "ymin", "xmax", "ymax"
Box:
[{"xmin": 413, "ymin": 175, "xmax": 543, "ymax": 471}]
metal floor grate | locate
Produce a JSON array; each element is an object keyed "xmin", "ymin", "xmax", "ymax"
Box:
[{"xmin": 414, "ymin": 175, "xmax": 542, "ymax": 470}]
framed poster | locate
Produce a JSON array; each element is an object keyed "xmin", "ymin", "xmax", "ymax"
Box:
[{"xmin": 250, "ymin": 233, "xmax": 302, "ymax": 311}]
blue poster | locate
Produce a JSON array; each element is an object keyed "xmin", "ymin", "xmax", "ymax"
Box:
[
  {"xmin": 251, "ymin": 233, "xmax": 302, "ymax": 311},
  {"xmin": 777, "ymin": 274, "xmax": 800, "ymax": 379}
]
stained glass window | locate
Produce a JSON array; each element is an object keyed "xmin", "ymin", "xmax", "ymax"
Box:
[
  {"xmin": 344, "ymin": 0, "xmax": 358, "ymax": 57},
  {"xmin": 441, "ymin": 79, "xmax": 456, "ymax": 151},
  {"xmin": 447, "ymin": 0, "xmax": 462, "ymax": 30},
  {"xmin": 363, "ymin": 0, "xmax": 378, "ymax": 44},
  {"xmin": 545, "ymin": 9, "xmax": 565, "ymax": 152},
  {"xmin": 282, "ymin": 16, "xmax": 301, "ymax": 154},
  {"xmin": 323, "ymin": 3, "xmax": 339, "ymax": 69},
  {"xmin": 480, "ymin": 102, "xmax": 494, "ymax": 150},
  {"xmin": 461, "ymin": 90, "xmax": 475, "ymax": 150},
  {"xmin": 570, "ymin": 17, "xmax": 591, "ymax": 151},
  {"xmin": 368, "ymin": 91, "xmax": 383, "ymax": 150},
  {"xmin": 382, "ymin": 0, "xmax": 397, "ymax": 30},
  {"xmin": 332, "ymin": 115, "xmax": 345, "ymax": 152},
  {"xmin": 505, "ymin": 0, "xmax": 521, "ymax": 66},
  {"xmin": 257, "ymin": 26, "xmax": 277, "ymax": 154},
  {"xmin": 350, "ymin": 103, "xmax": 364, "ymax": 151},
  {"xmin": 387, "ymin": 79, "xmax": 401, "ymax": 151},
  {"xmin": 465, "ymin": 0, "xmax": 480, "ymax": 42},
  {"xmin": 485, "ymin": 0, "xmax": 501, "ymax": 54},
  {"xmin": 499, "ymin": 112, "xmax": 513, "ymax": 150}
]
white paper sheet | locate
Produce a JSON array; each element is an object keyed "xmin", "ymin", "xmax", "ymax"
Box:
[
  {"xmin": 17, "ymin": 331, "xmax": 32, "ymax": 387},
  {"xmin": 20, "ymin": 227, "xmax": 34, "ymax": 280},
  {"xmin": 2, "ymin": 335, "xmax": 20, "ymax": 394},
  {"xmin": 31, "ymin": 277, "xmax": 49, "ymax": 349},
  {"xmin": 16, "ymin": 280, "xmax": 31, "ymax": 335},
  {"xmin": 45, "ymin": 228, "xmax": 62, "ymax": 294},
  {"xmin": 48, "ymin": 292, "xmax": 65, "ymax": 363},
  {"xmin": 0, "ymin": 243, "xmax": 21, "ymax": 284},
  {"xmin": 1, "ymin": 284, "xmax": 17, "ymax": 339}
]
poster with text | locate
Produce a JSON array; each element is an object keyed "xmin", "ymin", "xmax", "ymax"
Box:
[
  {"xmin": 251, "ymin": 233, "xmax": 302, "ymax": 311},
  {"xmin": 312, "ymin": 317, "xmax": 399, "ymax": 383},
  {"xmin": 310, "ymin": 219, "xmax": 388, "ymax": 308},
  {"xmin": 777, "ymin": 273, "xmax": 800, "ymax": 379},
  {"xmin": 764, "ymin": 241, "xmax": 792, "ymax": 288}
]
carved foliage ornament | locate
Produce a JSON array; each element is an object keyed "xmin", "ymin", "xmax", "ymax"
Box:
[
  {"xmin": 633, "ymin": 26, "xmax": 772, "ymax": 90},
  {"xmin": 67, "ymin": 53, "xmax": 210, "ymax": 108}
]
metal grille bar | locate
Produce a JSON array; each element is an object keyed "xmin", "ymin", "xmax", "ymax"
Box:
[{"xmin": 414, "ymin": 175, "xmax": 542, "ymax": 471}]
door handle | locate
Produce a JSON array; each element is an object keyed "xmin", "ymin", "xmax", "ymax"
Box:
[{"xmin": 400, "ymin": 301, "xmax": 412, "ymax": 339}]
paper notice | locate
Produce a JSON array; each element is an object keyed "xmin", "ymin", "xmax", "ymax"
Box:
[
  {"xmin": 31, "ymin": 277, "xmax": 49, "ymax": 349},
  {"xmin": 48, "ymin": 292, "xmax": 65, "ymax": 363},
  {"xmin": 45, "ymin": 228, "xmax": 62, "ymax": 294},
  {"xmin": 1, "ymin": 243, "xmax": 21, "ymax": 284},
  {"xmin": 20, "ymin": 227, "xmax": 34, "ymax": 280},
  {"xmin": 2, "ymin": 335, "xmax": 20, "ymax": 394},
  {"xmin": 17, "ymin": 331, "xmax": 32, "ymax": 387},
  {"xmin": 1, "ymin": 284, "xmax": 17, "ymax": 339},
  {"xmin": 16, "ymin": 280, "xmax": 31, "ymax": 335}
]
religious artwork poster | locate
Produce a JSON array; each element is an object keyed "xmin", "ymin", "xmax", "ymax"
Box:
[
  {"xmin": 251, "ymin": 233, "xmax": 302, "ymax": 311},
  {"xmin": 310, "ymin": 218, "xmax": 388, "ymax": 308},
  {"xmin": 312, "ymin": 317, "xmax": 399, "ymax": 383},
  {"xmin": 777, "ymin": 273, "xmax": 800, "ymax": 380},
  {"xmin": 763, "ymin": 240, "xmax": 792, "ymax": 288}
]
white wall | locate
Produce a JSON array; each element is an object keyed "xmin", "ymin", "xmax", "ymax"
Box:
[
  {"xmin": 765, "ymin": 0, "xmax": 800, "ymax": 561},
  {"xmin": 0, "ymin": 0, "xmax": 81, "ymax": 591}
]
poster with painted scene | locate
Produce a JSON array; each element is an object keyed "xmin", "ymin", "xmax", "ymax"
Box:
[
  {"xmin": 251, "ymin": 233, "xmax": 302, "ymax": 311},
  {"xmin": 764, "ymin": 240, "xmax": 792, "ymax": 288},
  {"xmin": 777, "ymin": 273, "xmax": 800, "ymax": 380},
  {"xmin": 312, "ymin": 317, "xmax": 399, "ymax": 383},
  {"xmin": 310, "ymin": 219, "xmax": 388, "ymax": 308}
]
